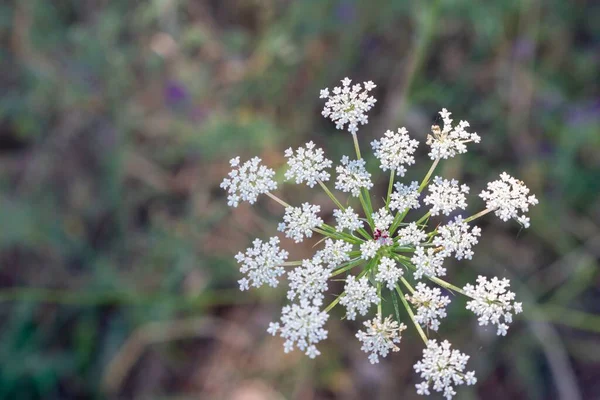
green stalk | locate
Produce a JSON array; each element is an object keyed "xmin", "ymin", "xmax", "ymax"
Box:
[
  {"xmin": 416, "ymin": 211, "xmax": 431, "ymax": 226},
  {"xmin": 318, "ymin": 180, "xmax": 345, "ymax": 210},
  {"xmin": 418, "ymin": 158, "xmax": 440, "ymax": 193},
  {"xmin": 266, "ymin": 192, "xmax": 291, "ymax": 208},
  {"xmin": 396, "ymin": 284, "xmax": 428, "ymax": 344},
  {"xmin": 377, "ymin": 283, "xmax": 383, "ymax": 318},
  {"xmin": 463, "ymin": 208, "xmax": 492, "ymax": 223},
  {"xmin": 389, "ymin": 209, "xmax": 409, "ymax": 235},
  {"xmin": 359, "ymin": 191, "xmax": 375, "ymax": 228},
  {"xmin": 330, "ymin": 258, "xmax": 365, "ymax": 277},
  {"xmin": 385, "ymin": 169, "xmax": 395, "ymax": 209},
  {"xmin": 400, "ymin": 277, "xmax": 415, "ymax": 294},
  {"xmin": 282, "ymin": 261, "xmax": 303, "ymax": 267},
  {"xmin": 351, "ymin": 132, "xmax": 362, "ymax": 160}
]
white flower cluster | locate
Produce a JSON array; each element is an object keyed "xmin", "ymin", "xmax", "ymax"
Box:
[
  {"xmin": 427, "ymin": 108, "xmax": 481, "ymax": 160},
  {"xmin": 356, "ymin": 316, "xmax": 407, "ymax": 364},
  {"xmin": 287, "ymin": 258, "xmax": 330, "ymax": 302},
  {"xmin": 360, "ymin": 240, "xmax": 381, "ymax": 260},
  {"xmin": 423, "ymin": 177, "xmax": 469, "ymax": 216},
  {"xmin": 414, "ymin": 340, "xmax": 477, "ymax": 399},
  {"xmin": 371, "ymin": 128, "xmax": 419, "ymax": 175},
  {"xmin": 409, "ymin": 283, "xmax": 451, "ymax": 331},
  {"xmin": 389, "ymin": 181, "xmax": 420, "ymax": 212},
  {"xmin": 375, "ymin": 257, "xmax": 404, "ymax": 290},
  {"xmin": 267, "ymin": 299, "xmax": 329, "ymax": 359},
  {"xmin": 372, "ymin": 208, "xmax": 394, "ymax": 231},
  {"xmin": 479, "ymin": 172, "xmax": 539, "ymax": 228},
  {"xmin": 236, "ymin": 237, "xmax": 288, "ymax": 291},
  {"xmin": 333, "ymin": 207, "xmax": 364, "ymax": 231},
  {"xmin": 335, "ymin": 156, "xmax": 373, "ymax": 196},
  {"xmin": 340, "ymin": 275, "xmax": 380, "ymax": 320},
  {"xmin": 434, "ymin": 216, "xmax": 481, "ymax": 260},
  {"xmin": 463, "ymin": 275, "xmax": 523, "ymax": 336},
  {"xmin": 315, "ymin": 239, "xmax": 353, "ymax": 268},
  {"xmin": 411, "ymin": 247, "xmax": 446, "ymax": 279},
  {"xmin": 278, "ymin": 203, "xmax": 323, "ymax": 243},
  {"xmin": 397, "ymin": 222, "xmax": 427, "ymax": 247},
  {"xmin": 284, "ymin": 141, "xmax": 332, "ymax": 187},
  {"xmin": 320, "ymin": 77, "xmax": 377, "ymax": 134},
  {"xmin": 221, "ymin": 157, "xmax": 277, "ymax": 207},
  {"xmin": 223, "ymin": 79, "xmax": 538, "ymax": 399}
]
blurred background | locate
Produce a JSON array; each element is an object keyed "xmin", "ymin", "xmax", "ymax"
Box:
[{"xmin": 1, "ymin": 0, "xmax": 599, "ymax": 399}]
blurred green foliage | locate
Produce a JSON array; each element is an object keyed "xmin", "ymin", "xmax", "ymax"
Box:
[{"xmin": 0, "ymin": 0, "xmax": 599, "ymax": 399}]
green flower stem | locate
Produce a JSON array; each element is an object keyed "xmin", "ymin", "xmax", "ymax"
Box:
[
  {"xmin": 359, "ymin": 191, "xmax": 375, "ymax": 228},
  {"xmin": 324, "ymin": 295, "xmax": 342, "ymax": 313},
  {"xmin": 400, "ymin": 277, "xmax": 415, "ymax": 294},
  {"xmin": 418, "ymin": 158, "xmax": 440, "ymax": 193},
  {"xmin": 330, "ymin": 258, "xmax": 365, "ymax": 277},
  {"xmin": 464, "ymin": 208, "xmax": 492, "ymax": 223},
  {"xmin": 351, "ymin": 132, "xmax": 362, "ymax": 160},
  {"xmin": 317, "ymin": 224, "xmax": 363, "ymax": 244},
  {"xmin": 395, "ymin": 284, "xmax": 428, "ymax": 344},
  {"xmin": 282, "ymin": 261, "xmax": 303, "ymax": 267},
  {"xmin": 377, "ymin": 283, "xmax": 383, "ymax": 318},
  {"xmin": 386, "ymin": 169, "xmax": 395, "ymax": 209},
  {"xmin": 416, "ymin": 211, "xmax": 431, "ymax": 225},
  {"xmin": 313, "ymin": 227, "xmax": 361, "ymax": 244},
  {"xmin": 393, "ymin": 255, "xmax": 470, "ymax": 297},
  {"xmin": 318, "ymin": 180, "xmax": 345, "ymax": 210},
  {"xmin": 427, "ymin": 275, "xmax": 468, "ymax": 296},
  {"xmin": 266, "ymin": 192, "xmax": 291, "ymax": 208},
  {"xmin": 389, "ymin": 209, "xmax": 409, "ymax": 235}
]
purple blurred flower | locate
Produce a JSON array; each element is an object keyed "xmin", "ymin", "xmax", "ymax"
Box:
[
  {"xmin": 513, "ymin": 38, "xmax": 535, "ymax": 60},
  {"xmin": 566, "ymin": 99, "xmax": 600, "ymax": 126},
  {"xmin": 335, "ymin": 0, "xmax": 356, "ymax": 23},
  {"xmin": 165, "ymin": 81, "xmax": 188, "ymax": 104}
]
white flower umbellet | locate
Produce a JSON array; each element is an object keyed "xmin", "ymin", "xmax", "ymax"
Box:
[
  {"xmin": 409, "ymin": 282, "xmax": 451, "ymax": 331},
  {"xmin": 333, "ymin": 207, "xmax": 364, "ymax": 232},
  {"xmin": 236, "ymin": 237, "xmax": 289, "ymax": 291},
  {"xmin": 360, "ymin": 240, "xmax": 382, "ymax": 260},
  {"xmin": 340, "ymin": 275, "xmax": 380, "ymax": 320},
  {"xmin": 479, "ymin": 172, "xmax": 538, "ymax": 228},
  {"xmin": 335, "ymin": 156, "xmax": 373, "ymax": 196},
  {"xmin": 423, "ymin": 176, "xmax": 469, "ymax": 216},
  {"xmin": 287, "ymin": 258, "xmax": 330, "ymax": 303},
  {"xmin": 278, "ymin": 203, "xmax": 323, "ymax": 243},
  {"xmin": 463, "ymin": 275, "xmax": 523, "ymax": 336},
  {"xmin": 315, "ymin": 239, "xmax": 353, "ymax": 268},
  {"xmin": 356, "ymin": 316, "xmax": 407, "ymax": 364},
  {"xmin": 320, "ymin": 77, "xmax": 377, "ymax": 134},
  {"xmin": 427, "ymin": 108, "xmax": 481, "ymax": 160},
  {"xmin": 411, "ymin": 246, "xmax": 447, "ymax": 279},
  {"xmin": 371, "ymin": 128, "xmax": 419, "ymax": 176},
  {"xmin": 397, "ymin": 222, "xmax": 428, "ymax": 247},
  {"xmin": 389, "ymin": 181, "xmax": 421, "ymax": 212},
  {"xmin": 284, "ymin": 141, "xmax": 332, "ymax": 187},
  {"xmin": 434, "ymin": 216, "xmax": 481, "ymax": 260},
  {"xmin": 221, "ymin": 157, "xmax": 277, "ymax": 207},
  {"xmin": 268, "ymin": 299, "xmax": 329, "ymax": 359},
  {"xmin": 223, "ymin": 78, "xmax": 537, "ymax": 399},
  {"xmin": 414, "ymin": 340, "xmax": 477, "ymax": 399},
  {"xmin": 375, "ymin": 256, "xmax": 404, "ymax": 290}
]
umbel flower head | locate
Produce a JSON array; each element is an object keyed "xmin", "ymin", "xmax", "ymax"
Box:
[
  {"xmin": 356, "ymin": 316, "xmax": 407, "ymax": 364},
  {"xmin": 479, "ymin": 172, "xmax": 538, "ymax": 228},
  {"xmin": 320, "ymin": 77, "xmax": 377, "ymax": 134},
  {"xmin": 284, "ymin": 141, "xmax": 332, "ymax": 187},
  {"xmin": 414, "ymin": 340, "xmax": 477, "ymax": 399},
  {"xmin": 221, "ymin": 157, "xmax": 277, "ymax": 207},
  {"xmin": 222, "ymin": 77, "xmax": 538, "ymax": 399}
]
